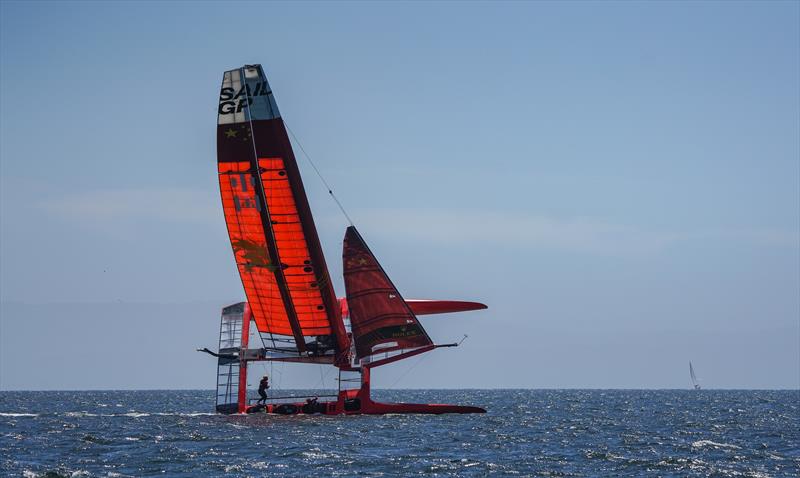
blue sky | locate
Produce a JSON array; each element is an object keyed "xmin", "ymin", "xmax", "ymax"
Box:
[{"xmin": 1, "ymin": 1, "xmax": 798, "ymax": 390}]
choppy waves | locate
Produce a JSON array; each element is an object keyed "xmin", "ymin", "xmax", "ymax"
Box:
[{"xmin": 1, "ymin": 390, "xmax": 798, "ymax": 477}]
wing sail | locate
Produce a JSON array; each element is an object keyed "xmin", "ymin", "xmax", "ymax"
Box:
[
  {"xmin": 342, "ymin": 226, "xmax": 434, "ymax": 364},
  {"xmin": 217, "ymin": 65, "xmax": 348, "ymax": 357}
]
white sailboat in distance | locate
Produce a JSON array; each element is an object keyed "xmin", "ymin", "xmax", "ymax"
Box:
[{"xmin": 689, "ymin": 361, "xmax": 701, "ymax": 390}]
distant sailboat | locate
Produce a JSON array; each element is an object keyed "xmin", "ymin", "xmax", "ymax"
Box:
[{"xmin": 689, "ymin": 361, "xmax": 701, "ymax": 390}]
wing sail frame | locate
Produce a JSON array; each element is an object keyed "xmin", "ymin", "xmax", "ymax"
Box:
[{"xmin": 216, "ymin": 65, "xmax": 349, "ymax": 360}]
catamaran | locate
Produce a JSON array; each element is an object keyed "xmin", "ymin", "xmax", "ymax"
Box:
[
  {"xmin": 690, "ymin": 361, "xmax": 701, "ymax": 390},
  {"xmin": 203, "ymin": 64, "xmax": 487, "ymax": 415}
]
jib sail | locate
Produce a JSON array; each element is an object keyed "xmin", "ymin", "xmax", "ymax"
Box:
[
  {"xmin": 342, "ymin": 226, "xmax": 435, "ymax": 365},
  {"xmin": 216, "ymin": 65, "xmax": 348, "ymax": 358}
]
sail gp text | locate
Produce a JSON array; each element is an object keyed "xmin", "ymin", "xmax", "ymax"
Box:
[{"xmin": 218, "ymin": 82, "xmax": 270, "ymax": 114}]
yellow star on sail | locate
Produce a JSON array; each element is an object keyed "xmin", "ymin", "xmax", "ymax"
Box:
[{"xmin": 225, "ymin": 128, "xmax": 237, "ymax": 138}]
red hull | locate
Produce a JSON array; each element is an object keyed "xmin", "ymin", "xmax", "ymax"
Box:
[
  {"xmin": 245, "ymin": 395, "xmax": 485, "ymax": 415},
  {"xmin": 244, "ymin": 367, "xmax": 484, "ymax": 415}
]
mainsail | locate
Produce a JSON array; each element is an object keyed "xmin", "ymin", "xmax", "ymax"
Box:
[
  {"xmin": 343, "ymin": 226, "xmax": 435, "ymax": 365},
  {"xmin": 689, "ymin": 361, "xmax": 701, "ymax": 390},
  {"xmin": 216, "ymin": 65, "xmax": 349, "ymax": 358}
]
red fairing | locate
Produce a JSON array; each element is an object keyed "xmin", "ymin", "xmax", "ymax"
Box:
[
  {"xmin": 339, "ymin": 298, "xmax": 487, "ymax": 317},
  {"xmin": 404, "ymin": 299, "xmax": 487, "ymax": 315},
  {"xmin": 342, "ymin": 226, "xmax": 433, "ymax": 360}
]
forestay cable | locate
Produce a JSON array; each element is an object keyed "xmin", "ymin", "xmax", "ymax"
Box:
[{"xmin": 285, "ymin": 122, "xmax": 355, "ymax": 226}]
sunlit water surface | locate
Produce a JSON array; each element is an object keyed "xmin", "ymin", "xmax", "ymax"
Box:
[{"xmin": 1, "ymin": 390, "xmax": 797, "ymax": 477}]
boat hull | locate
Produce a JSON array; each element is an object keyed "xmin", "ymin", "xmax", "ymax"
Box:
[
  {"xmin": 245, "ymin": 399, "xmax": 485, "ymax": 415},
  {"xmin": 242, "ymin": 367, "xmax": 484, "ymax": 415}
]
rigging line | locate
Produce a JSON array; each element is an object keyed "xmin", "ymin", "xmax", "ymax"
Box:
[
  {"xmin": 311, "ymin": 364, "xmax": 334, "ymax": 391},
  {"xmin": 387, "ymin": 352, "xmax": 430, "ymax": 390},
  {"xmin": 256, "ymin": 328, "xmax": 268, "ymax": 350},
  {"xmin": 322, "ymin": 365, "xmax": 336, "ymax": 390},
  {"xmin": 284, "ymin": 121, "xmax": 355, "ymax": 226},
  {"xmin": 265, "ymin": 282, "xmax": 277, "ymax": 349},
  {"xmin": 274, "ymin": 361, "xmax": 284, "ymax": 391}
]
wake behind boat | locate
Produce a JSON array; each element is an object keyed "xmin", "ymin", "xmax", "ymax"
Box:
[{"xmin": 203, "ymin": 64, "xmax": 487, "ymax": 415}]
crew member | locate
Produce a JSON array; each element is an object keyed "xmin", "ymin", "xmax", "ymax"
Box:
[{"xmin": 257, "ymin": 375, "xmax": 269, "ymax": 404}]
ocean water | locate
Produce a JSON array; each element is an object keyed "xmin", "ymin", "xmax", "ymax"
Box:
[{"xmin": 1, "ymin": 390, "xmax": 797, "ymax": 477}]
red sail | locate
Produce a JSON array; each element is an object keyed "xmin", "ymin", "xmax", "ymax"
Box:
[
  {"xmin": 217, "ymin": 65, "xmax": 348, "ymax": 357},
  {"xmin": 342, "ymin": 226, "xmax": 433, "ymax": 361}
]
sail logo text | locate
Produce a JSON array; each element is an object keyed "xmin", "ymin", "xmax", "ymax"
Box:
[{"xmin": 219, "ymin": 82, "xmax": 271, "ymax": 115}]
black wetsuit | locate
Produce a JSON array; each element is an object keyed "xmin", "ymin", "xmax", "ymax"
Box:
[{"xmin": 257, "ymin": 378, "xmax": 269, "ymax": 404}]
